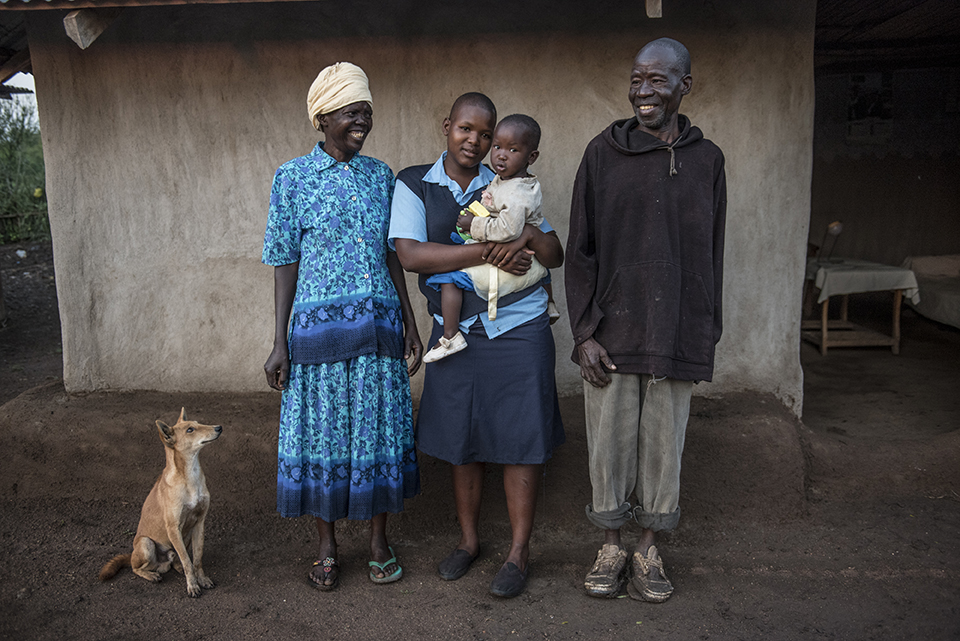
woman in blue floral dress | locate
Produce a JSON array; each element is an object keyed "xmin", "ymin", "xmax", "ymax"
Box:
[{"xmin": 262, "ymin": 63, "xmax": 422, "ymax": 591}]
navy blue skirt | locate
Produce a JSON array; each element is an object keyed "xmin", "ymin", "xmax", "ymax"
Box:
[{"xmin": 416, "ymin": 313, "xmax": 565, "ymax": 465}]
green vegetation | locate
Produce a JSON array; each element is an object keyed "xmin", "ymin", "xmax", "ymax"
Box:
[{"xmin": 0, "ymin": 98, "xmax": 48, "ymax": 243}]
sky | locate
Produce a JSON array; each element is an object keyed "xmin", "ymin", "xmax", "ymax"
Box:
[{"xmin": 6, "ymin": 72, "xmax": 39, "ymax": 126}]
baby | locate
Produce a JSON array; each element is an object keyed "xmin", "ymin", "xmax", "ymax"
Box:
[{"xmin": 423, "ymin": 114, "xmax": 549, "ymax": 363}]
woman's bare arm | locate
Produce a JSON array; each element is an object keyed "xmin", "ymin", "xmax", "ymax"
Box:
[
  {"xmin": 394, "ymin": 238, "xmax": 533, "ymax": 276},
  {"xmin": 393, "ymin": 238, "xmax": 487, "ymax": 274},
  {"xmin": 387, "ymin": 251, "xmax": 423, "ymax": 376},
  {"xmin": 264, "ymin": 262, "xmax": 298, "ymax": 390}
]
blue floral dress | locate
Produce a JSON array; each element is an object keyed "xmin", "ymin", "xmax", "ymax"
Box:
[{"xmin": 262, "ymin": 142, "xmax": 419, "ymax": 521}]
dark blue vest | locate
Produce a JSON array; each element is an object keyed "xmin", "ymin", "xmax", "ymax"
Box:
[{"xmin": 396, "ymin": 164, "xmax": 540, "ymax": 319}]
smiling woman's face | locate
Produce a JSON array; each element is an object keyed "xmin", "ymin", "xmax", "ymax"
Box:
[
  {"xmin": 318, "ymin": 101, "xmax": 373, "ymax": 163},
  {"xmin": 442, "ymin": 103, "xmax": 495, "ymax": 171}
]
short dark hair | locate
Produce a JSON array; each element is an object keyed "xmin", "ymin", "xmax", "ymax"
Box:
[
  {"xmin": 449, "ymin": 92, "xmax": 497, "ymax": 121},
  {"xmin": 638, "ymin": 38, "xmax": 691, "ymax": 76},
  {"xmin": 497, "ymin": 114, "xmax": 541, "ymax": 149}
]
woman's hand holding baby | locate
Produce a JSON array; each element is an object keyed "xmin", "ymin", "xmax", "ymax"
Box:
[{"xmin": 482, "ymin": 227, "xmax": 536, "ymax": 274}]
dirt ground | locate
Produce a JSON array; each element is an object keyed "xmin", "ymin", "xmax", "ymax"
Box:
[{"xmin": 1, "ymin": 242, "xmax": 958, "ymax": 641}]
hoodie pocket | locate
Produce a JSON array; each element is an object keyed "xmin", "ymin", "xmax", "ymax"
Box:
[{"xmin": 597, "ymin": 261, "xmax": 712, "ymax": 364}]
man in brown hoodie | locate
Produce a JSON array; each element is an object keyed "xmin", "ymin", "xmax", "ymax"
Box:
[{"xmin": 565, "ymin": 38, "xmax": 726, "ymax": 603}]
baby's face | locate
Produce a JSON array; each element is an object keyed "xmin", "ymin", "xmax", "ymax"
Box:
[{"xmin": 489, "ymin": 123, "xmax": 537, "ymax": 179}]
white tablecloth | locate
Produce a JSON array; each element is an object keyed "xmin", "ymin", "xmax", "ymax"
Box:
[
  {"xmin": 805, "ymin": 258, "xmax": 920, "ymax": 305},
  {"xmin": 902, "ymin": 255, "xmax": 960, "ymax": 330}
]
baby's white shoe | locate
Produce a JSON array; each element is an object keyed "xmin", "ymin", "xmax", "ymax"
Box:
[{"xmin": 423, "ymin": 332, "xmax": 468, "ymax": 363}]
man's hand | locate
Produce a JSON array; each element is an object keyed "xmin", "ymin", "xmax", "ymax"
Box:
[{"xmin": 576, "ymin": 337, "xmax": 616, "ymax": 388}]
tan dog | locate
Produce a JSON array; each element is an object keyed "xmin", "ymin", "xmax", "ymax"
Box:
[{"xmin": 99, "ymin": 408, "xmax": 222, "ymax": 597}]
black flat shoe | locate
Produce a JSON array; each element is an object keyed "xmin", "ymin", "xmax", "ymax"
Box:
[
  {"xmin": 489, "ymin": 561, "xmax": 528, "ymax": 598},
  {"xmin": 438, "ymin": 548, "xmax": 478, "ymax": 581}
]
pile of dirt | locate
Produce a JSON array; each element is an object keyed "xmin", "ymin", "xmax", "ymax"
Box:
[{"xmin": 0, "ymin": 383, "xmax": 810, "ymax": 544}]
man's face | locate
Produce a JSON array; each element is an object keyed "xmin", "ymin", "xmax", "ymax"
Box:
[{"xmin": 628, "ymin": 45, "xmax": 692, "ymax": 136}]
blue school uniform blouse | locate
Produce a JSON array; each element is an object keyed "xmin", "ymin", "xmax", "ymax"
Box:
[
  {"xmin": 388, "ymin": 153, "xmax": 551, "ymax": 339},
  {"xmin": 262, "ymin": 142, "xmax": 403, "ymax": 364}
]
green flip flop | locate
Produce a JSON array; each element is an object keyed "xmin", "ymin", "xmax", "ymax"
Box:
[{"xmin": 368, "ymin": 546, "xmax": 403, "ymax": 584}]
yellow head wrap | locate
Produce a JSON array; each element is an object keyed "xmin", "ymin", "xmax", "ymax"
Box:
[{"xmin": 307, "ymin": 62, "xmax": 373, "ymax": 131}]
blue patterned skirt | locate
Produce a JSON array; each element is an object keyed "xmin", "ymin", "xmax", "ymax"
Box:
[{"xmin": 277, "ymin": 353, "xmax": 420, "ymax": 521}]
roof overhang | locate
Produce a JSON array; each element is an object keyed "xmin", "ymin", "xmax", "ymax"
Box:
[
  {"xmin": 0, "ymin": 0, "xmax": 665, "ymax": 84},
  {"xmin": 1, "ymin": 0, "xmax": 315, "ymax": 9}
]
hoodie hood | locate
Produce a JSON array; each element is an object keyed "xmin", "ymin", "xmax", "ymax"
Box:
[{"xmin": 604, "ymin": 114, "xmax": 703, "ymax": 175}]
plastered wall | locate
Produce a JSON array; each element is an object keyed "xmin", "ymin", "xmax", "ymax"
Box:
[{"xmin": 27, "ymin": 1, "xmax": 815, "ymax": 414}]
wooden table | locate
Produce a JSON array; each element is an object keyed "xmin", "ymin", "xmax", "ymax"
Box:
[{"xmin": 801, "ymin": 258, "xmax": 920, "ymax": 355}]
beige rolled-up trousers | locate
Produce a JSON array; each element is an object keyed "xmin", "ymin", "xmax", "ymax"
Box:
[{"xmin": 583, "ymin": 373, "xmax": 693, "ymax": 532}]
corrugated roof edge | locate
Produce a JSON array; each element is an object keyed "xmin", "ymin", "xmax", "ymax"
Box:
[{"xmin": 0, "ymin": 0, "xmax": 315, "ymax": 8}]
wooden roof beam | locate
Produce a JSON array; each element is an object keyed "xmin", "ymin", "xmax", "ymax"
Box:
[
  {"xmin": 63, "ymin": 8, "xmax": 122, "ymax": 49},
  {"xmin": 0, "ymin": 0, "xmax": 316, "ymax": 9},
  {"xmin": 0, "ymin": 47, "xmax": 29, "ymax": 84}
]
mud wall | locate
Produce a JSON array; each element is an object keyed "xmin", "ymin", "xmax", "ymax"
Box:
[{"xmin": 26, "ymin": 0, "xmax": 815, "ymax": 414}]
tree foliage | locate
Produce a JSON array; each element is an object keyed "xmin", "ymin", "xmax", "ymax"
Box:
[{"xmin": 0, "ymin": 98, "xmax": 48, "ymax": 242}]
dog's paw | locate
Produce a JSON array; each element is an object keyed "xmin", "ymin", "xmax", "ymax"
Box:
[
  {"xmin": 198, "ymin": 575, "xmax": 215, "ymax": 589},
  {"xmin": 186, "ymin": 582, "xmax": 202, "ymax": 598}
]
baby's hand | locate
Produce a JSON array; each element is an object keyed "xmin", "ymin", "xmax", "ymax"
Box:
[
  {"xmin": 457, "ymin": 212, "xmax": 474, "ymax": 231},
  {"xmin": 480, "ymin": 190, "xmax": 493, "ymax": 208}
]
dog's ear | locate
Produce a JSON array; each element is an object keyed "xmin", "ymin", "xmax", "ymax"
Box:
[
  {"xmin": 156, "ymin": 420, "xmax": 176, "ymax": 447},
  {"xmin": 178, "ymin": 407, "xmax": 187, "ymax": 423}
]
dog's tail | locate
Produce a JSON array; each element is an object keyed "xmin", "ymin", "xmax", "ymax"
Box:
[{"xmin": 98, "ymin": 554, "xmax": 132, "ymax": 581}]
